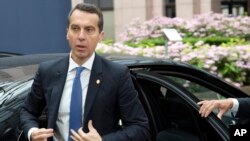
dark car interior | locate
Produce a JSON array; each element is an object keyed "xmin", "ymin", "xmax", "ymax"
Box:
[{"xmin": 133, "ymin": 72, "xmax": 226, "ymax": 141}]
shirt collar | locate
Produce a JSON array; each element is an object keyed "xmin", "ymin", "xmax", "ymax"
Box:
[{"xmin": 68, "ymin": 52, "xmax": 95, "ymax": 72}]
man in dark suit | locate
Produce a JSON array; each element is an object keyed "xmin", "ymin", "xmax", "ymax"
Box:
[
  {"xmin": 20, "ymin": 3, "xmax": 150, "ymax": 141},
  {"xmin": 198, "ymin": 98, "xmax": 250, "ymax": 118}
]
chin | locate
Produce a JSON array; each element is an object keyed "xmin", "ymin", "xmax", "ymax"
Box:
[{"xmin": 79, "ymin": 52, "xmax": 90, "ymax": 58}]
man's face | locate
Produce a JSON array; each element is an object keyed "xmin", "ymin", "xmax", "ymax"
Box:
[{"xmin": 67, "ymin": 9, "xmax": 104, "ymax": 65}]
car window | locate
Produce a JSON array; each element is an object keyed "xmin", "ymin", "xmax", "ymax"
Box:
[
  {"xmin": 164, "ymin": 76, "xmax": 225, "ymax": 100},
  {"xmin": 133, "ymin": 72, "xmax": 227, "ymax": 141}
]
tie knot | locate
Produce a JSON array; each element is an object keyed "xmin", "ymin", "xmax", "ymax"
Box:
[{"xmin": 75, "ymin": 67, "xmax": 84, "ymax": 76}]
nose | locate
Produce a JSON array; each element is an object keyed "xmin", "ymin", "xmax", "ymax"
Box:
[{"xmin": 78, "ymin": 29, "xmax": 86, "ymax": 40}]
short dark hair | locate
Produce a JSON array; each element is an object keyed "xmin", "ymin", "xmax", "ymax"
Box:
[{"xmin": 67, "ymin": 3, "xmax": 103, "ymax": 32}]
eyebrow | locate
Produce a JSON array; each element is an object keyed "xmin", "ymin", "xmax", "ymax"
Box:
[
  {"xmin": 84, "ymin": 26, "xmax": 95, "ymax": 29},
  {"xmin": 70, "ymin": 24, "xmax": 79, "ymax": 27},
  {"xmin": 70, "ymin": 23, "xmax": 95, "ymax": 28}
]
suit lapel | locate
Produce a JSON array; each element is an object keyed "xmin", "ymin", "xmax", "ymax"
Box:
[
  {"xmin": 48, "ymin": 56, "xmax": 69, "ymax": 129},
  {"xmin": 46, "ymin": 54, "xmax": 103, "ymax": 130},
  {"xmin": 83, "ymin": 54, "xmax": 102, "ymax": 125}
]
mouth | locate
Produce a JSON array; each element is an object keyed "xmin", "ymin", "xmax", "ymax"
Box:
[
  {"xmin": 76, "ymin": 44, "xmax": 85, "ymax": 48},
  {"xmin": 76, "ymin": 45, "xmax": 86, "ymax": 51}
]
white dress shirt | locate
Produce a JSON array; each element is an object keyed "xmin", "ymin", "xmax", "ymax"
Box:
[
  {"xmin": 28, "ymin": 53, "xmax": 95, "ymax": 141},
  {"xmin": 231, "ymin": 98, "xmax": 239, "ymax": 116}
]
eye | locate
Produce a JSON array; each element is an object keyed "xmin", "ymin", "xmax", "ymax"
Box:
[
  {"xmin": 85, "ymin": 27, "xmax": 95, "ymax": 35},
  {"xmin": 71, "ymin": 25, "xmax": 80, "ymax": 32}
]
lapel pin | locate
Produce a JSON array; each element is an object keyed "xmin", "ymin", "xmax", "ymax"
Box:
[{"xmin": 96, "ymin": 79, "xmax": 100, "ymax": 85}]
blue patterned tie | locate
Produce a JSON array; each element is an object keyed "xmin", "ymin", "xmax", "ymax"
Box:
[{"xmin": 69, "ymin": 67, "xmax": 84, "ymax": 140}]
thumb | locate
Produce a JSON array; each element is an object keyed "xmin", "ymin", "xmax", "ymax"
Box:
[
  {"xmin": 88, "ymin": 120, "xmax": 94, "ymax": 131},
  {"xmin": 217, "ymin": 110, "xmax": 226, "ymax": 119}
]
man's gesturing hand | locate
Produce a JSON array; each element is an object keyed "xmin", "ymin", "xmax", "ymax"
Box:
[
  {"xmin": 31, "ymin": 128, "xmax": 54, "ymax": 141},
  {"xmin": 70, "ymin": 120, "xmax": 102, "ymax": 141}
]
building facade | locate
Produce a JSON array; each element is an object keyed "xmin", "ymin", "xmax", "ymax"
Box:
[{"xmin": 71, "ymin": 0, "xmax": 250, "ymax": 41}]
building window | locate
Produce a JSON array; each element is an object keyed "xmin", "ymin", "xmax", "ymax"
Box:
[
  {"xmin": 164, "ymin": 0, "xmax": 176, "ymax": 17},
  {"xmin": 221, "ymin": 0, "xmax": 248, "ymax": 16},
  {"xmin": 84, "ymin": 0, "xmax": 113, "ymax": 11}
]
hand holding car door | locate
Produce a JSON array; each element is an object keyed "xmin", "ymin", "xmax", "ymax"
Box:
[
  {"xmin": 198, "ymin": 98, "xmax": 234, "ymax": 119},
  {"xmin": 198, "ymin": 97, "xmax": 250, "ymax": 119}
]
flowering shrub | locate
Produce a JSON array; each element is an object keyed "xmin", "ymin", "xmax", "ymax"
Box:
[
  {"xmin": 168, "ymin": 42, "xmax": 250, "ymax": 87},
  {"xmin": 96, "ymin": 13, "xmax": 250, "ymax": 87},
  {"xmin": 96, "ymin": 42, "xmax": 250, "ymax": 86},
  {"xmin": 119, "ymin": 12, "xmax": 250, "ymax": 42}
]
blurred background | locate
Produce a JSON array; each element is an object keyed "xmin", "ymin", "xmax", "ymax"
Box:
[
  {"xmin": 0, "ymin": 0, "xmax": 249, "ymax": 54},
  {"xmin": 0, "ymin": 0, "xmax": 249, "ymax": 89}
]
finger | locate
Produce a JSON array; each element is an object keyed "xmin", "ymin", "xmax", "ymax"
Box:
[
  {"xmin": 88, "ymin": 120, "xmax": 94, "ymax": 130},
  {"xmin": 33, "ymin": 133, "xmax": 54, "ymax": 140},
  {"xmin": 199, "ymin": 103, "xmax": 208, "ymax": 117},
  {"xmin": 197, "ymin": 100, "xmax": 207, "ymax": 105},
  {"xmin": 217, "ymin": 113, "xmax": 223, "ymax": 119},
  {"xmin": 88, "ymin": 120, "xmax": 93, "ymax": 129},
  {"xmin": 203, "ymin": 102, "xmax": 215, "ymax": 117},
  {"xmin": 198, "ymin": 100, "xmax": 210, "ymax": 114},
  {"xmin": 32, "ymin": 128, "xmax": 54, "ymax": 140},
  {"xmin": 198, "ymin": 101, "xmax": 209, "ymax": 115},
  {"xmin": 78, "ymin": 127, "xmax": 87, "ymax": 137},
  {"xmin": 70, "ymin": 135, "xmax": 78, "ymax": 141},
  {"xmin": 70, "ymin": 129, "xmax": 82, "ymax": 141},
  {"xmin": 217, "ymin": 109, "xmax": 227, "ymax": 119},
  {"xmin": 33, "ymin": 128, "xmax": 54, "ymax": 135},
  {"xmin": 43, "ymin": 128, "xmax": 54, "ymax": 134},
  {"xmin": 34, "ymin": 133, "xmax": 54, "ymax": 140},
  {"xmin": 88, "ymin": 120, "xmax": 95, "ymax": 132},
  {"xmin": 85, "ymin": 121, "xmax": 102, "ymax": 141},
  {"xmin": 200, "ymin": 101, "xmax": 215, "ymax": 117}
]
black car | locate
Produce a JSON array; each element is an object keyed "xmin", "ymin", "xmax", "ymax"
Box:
[
  {"xmin": 0, "ymin": 53, "xmax": 249, "ymax": 141},
  {"xmin": 0, "ymin": 52, "xmax": 21, "ymax": 58}
]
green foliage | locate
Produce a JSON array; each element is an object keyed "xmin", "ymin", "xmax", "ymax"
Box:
[
  {"xmin": 124, "ymin": 37, "xmax": 165, "ymax": 48},
  {"xmin": 216, "ymin": 58, "xmax": 245, "ymax": 83},
  {"xmin": 183, "ymin": 37, "xmax": 245, "ymax": 46},
  {"xmin": 221, "ymin": 38, "xmax": 246, "ymax": 46},
  {"xmin": 188, "ymin": 59, "xmax": 205, "ymax": 69},
  {"xmin": 245, "ymin": 72, "xmax": 250, "ymax": 85},
  {"xmin": 124, "ymin": 36, "xmax": 247, "ymax": 48},
  {"xmin": 244, "ymin": 34, "xmax": 250, "ymax": 41},
  {"xmin": 102, "ymin": 39, "xmax": 114, "ymax": 45}
]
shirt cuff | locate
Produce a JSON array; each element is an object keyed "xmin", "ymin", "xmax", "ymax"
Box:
[
  {"xmin": 231, "ymin": 98, "xmax": 239, "ymax": 116},
  {"xmin": 28, "ymin": 127, "xmax": 39, "ymax": 141}
]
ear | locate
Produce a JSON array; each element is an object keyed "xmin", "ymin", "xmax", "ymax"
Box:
[{"xmin": 98, "ymin": 31, "xmax": 104, "ymax": 42}]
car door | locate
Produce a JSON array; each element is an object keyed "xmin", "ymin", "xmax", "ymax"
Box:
[
  {"xmin": 130, "ymin": 70, "xmax": 229, "ymax": 141},
  {"xmin": 127, "ymin": 60, "xmax": 249, "ymax": 127}
]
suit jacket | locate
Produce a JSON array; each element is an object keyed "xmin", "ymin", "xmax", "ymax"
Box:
[
  {"xmin": 236, "ymin": 97, "xmax": 250, "ymax": 118},
  {"xmin": 20, "ymin": 54, "xmax": 150, "ymax": 141}
]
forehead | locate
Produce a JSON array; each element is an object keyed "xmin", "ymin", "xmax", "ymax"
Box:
[{"xmin": 69, "ymin": 10, "xmax": 99, "ymax": 27}]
